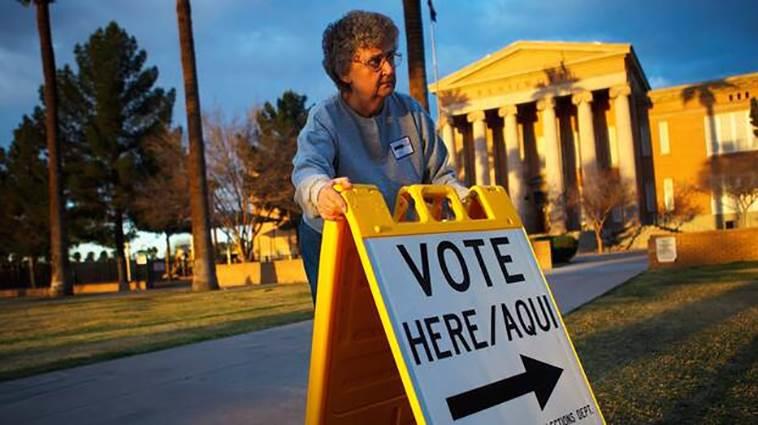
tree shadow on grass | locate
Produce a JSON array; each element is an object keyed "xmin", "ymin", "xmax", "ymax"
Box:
[
  {"xmin": 587, "ymin": 261, "xmax": 758, "ymax": 302},
  {"xmin": 573, "ymin": 281, "xmax": 756, "ymax": 383},
  {"xmin": 656, "ymin": 335, "xmax": 757, "ymax": 424}
]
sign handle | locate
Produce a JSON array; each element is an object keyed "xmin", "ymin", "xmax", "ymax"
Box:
[{"xmin": 393, "ymin": 185, "xmax": 467, "ymax": 223}]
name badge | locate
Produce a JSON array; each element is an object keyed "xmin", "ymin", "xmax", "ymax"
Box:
[{"xmin": 390, "ymin": 136, "xmax": 414, "ymax": 160}]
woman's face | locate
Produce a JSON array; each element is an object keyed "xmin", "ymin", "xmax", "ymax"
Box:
[{"xmin": 341, "ymin": 43, "xmax": 398, "ymax": 103}]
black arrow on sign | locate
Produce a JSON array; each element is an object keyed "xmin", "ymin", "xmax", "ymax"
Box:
[{"xmin": 446, "ymin": 355, "xmax": 563, "ymax": 421}]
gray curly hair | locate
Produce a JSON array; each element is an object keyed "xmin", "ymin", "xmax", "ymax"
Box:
[{"xmin": 322, "ymin": 10, "xmax": 399, "ymax": 92}]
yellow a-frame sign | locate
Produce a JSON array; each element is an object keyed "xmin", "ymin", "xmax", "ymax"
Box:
[{"xmin": 305, "ymin": 185, "xmax": 604, "ymax": 425}]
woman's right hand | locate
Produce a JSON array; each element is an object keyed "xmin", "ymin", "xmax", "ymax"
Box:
[{"xmin": 317, "ymin": 177, "xmax": 353, "ymax": 220}]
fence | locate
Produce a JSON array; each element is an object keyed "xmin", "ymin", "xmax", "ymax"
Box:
[{"xmin": 0, "ymin": 260, "xmax": 161, "ymax": 290}]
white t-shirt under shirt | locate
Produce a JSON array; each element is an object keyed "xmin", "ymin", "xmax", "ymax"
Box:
[{"xmin": 292, "ymin": 92, "xmax": 467, "ymax": 233}]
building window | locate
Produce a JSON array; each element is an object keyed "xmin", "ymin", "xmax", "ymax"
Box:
[
  {"xmin": 663, "ymin": 178, "xmax": 674, "ymax": 211},
  {"xmin": 612, "ymin": 206, "xmax": 623, "ymax": 223},
  {"xmin": 658, "ymin": 120, "xmax": 670, "ymax": 155},
  {"xmin": 704, "ymin": 110, "xmax": 756, "ymax": 156}
]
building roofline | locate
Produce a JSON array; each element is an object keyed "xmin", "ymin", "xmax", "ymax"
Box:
[
  {"xmin": 649, "ymin": 71, "xmax": 758, "ymax": 97},
  {"xmin": 429, "ymin": 40, "xmax": 649, "ymax": 93}
]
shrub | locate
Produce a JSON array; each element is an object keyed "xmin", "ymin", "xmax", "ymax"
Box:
[{"xmin": 533, "ymin": 234, "xmax": 578, "ymax": 264}]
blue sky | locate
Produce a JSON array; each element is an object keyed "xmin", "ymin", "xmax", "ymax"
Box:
[
  {"xmin": 1, "ymin": 0, "xmax": 757, "ymax": 151},
  {"xmin": 1, "ymin": 0, "xmax": 756, "ymax": 251}
]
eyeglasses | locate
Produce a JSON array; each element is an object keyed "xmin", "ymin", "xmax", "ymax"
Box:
[{"xmin": 354, "ymin": 51, "xmax": 403, "ymax": 72}]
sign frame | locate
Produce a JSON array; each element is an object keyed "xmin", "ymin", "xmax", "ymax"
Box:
[{"xmin": 305, "ymin": 185, "xmax": 605, "ymax": 425}]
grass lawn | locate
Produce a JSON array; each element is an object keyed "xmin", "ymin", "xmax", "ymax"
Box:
[
  {"xmin": 566, "ymin": 261, "xmax": 758, "ymax": 425},
  {"xmin": 0, "ymin": 283, "xmax": 313, "ymax": 381},
  {"xmin": 0, "ymin": 262, "xmax": 755, "ymax": 424}
]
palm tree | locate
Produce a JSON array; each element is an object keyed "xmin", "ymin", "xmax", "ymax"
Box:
[
  {"xmin": 176, "ymin": 0, "xmax": 219, "ymax": 291},
  {"xmin": 19, "ymin": 0, "xmax": 71, "ymax": 296},
  {"xmin": 402, "ymin": 0, "xmax": 429, "ymax": 111}
]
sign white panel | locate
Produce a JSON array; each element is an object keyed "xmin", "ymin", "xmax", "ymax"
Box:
[
  {"xmin": 655, "ymin": 237, "xmax": 677, "ymax": 263},
  {"xmin": 364, "ymin": 228, "xmax": 602, "ymax": 425}
]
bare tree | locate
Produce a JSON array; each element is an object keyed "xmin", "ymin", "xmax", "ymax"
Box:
[
  {"xmin": 205, "ymin": 110, "xmax": 271, "ymax": 262},
  {"xmin": 655, "ymin": 182, "xmax": 703, "ymax": 232},
  {"xmin": 133, "ymin": 128, "xmax": 191, "ymax": 279},
  {"xmin": 571, "ymin": 170, "xmax": 634, "ymax": 253},
  {"xmin": 177, "ymin": 0, "xmax": 218, "ymax": 290},
  {"xmin": 19, "ymin": 0, "xmax": 71, "ymax": 296},
  {"xmin": 700, "ymin": 152, "xmax": 758, "ymax": 228}
]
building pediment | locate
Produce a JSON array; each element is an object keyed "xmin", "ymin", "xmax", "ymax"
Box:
[{"xmin": 431, "ymin": 41, "xmax": 635, "ymax": 93}]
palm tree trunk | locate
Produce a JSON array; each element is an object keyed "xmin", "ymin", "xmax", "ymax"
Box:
[
  {"xmin": 402, "ymin": 0, "xmax": 429, "ymax": 111},
  {"xmin": 176, "ymin": 0, "xmax": 218, "ymax": 291},
  {"xmin": 165, "ymin": 232, "xmax": 173, "ymax": 280},
  {"xmin": 114, "ymin": 211, "xmax": 129, "ymax": 291},
  {"xmin": 28, "ymin": 256, "xmax": 36, "ymax": 289},
  {"xmin": 34, "ymin": 0, "xmax": 71, "ymax": 296}
]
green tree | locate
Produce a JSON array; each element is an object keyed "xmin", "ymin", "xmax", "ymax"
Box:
[
  {"xmin": 250, "ymin": 91, "xmax": 309, "ymax": 226},
  {"xmin": 132, "ymin": 128, "xmax": 191, "ymax": 279},
  {"xmin": 0, "ymin": 147, "xmax": 10, "ymax": 263},
  {"xmin": 61, "ymin": 22, "xmax": 175, "ymax": 291},
  {"xmin": 177, "ymin": 0, "xmax": 218, "ymax": 291},
  {"xmin": 19, "ymin": 0, "xmax": 71, "ymax": 295},
  {"xmin": 97, "ymin": 250, "xmax": 109, "ymax": 262},
  {"xmin": 3, "ymin": 109, "xmax": 50, "ymax": 287}
]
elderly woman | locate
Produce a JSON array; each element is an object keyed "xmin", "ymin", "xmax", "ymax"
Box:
[{"xmin": 292, "ymin": 10, "xmax": 466, "ymax": 300}]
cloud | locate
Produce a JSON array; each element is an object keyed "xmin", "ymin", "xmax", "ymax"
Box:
[
  {"xmin": 2, "ymin": 0, "xmax": 757, "ymax": 149},
  {"xmin": 0, "ymin": 46, "xmax": 40, "ymax": 106},
  {"xmin": 648, "ymin": 75, "xmax": 671, "ymax": 89}
]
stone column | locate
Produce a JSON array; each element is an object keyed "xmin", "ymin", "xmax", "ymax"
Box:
[
  {"xmin": 610, "ymin": 84, "xmax": 639, "ymax": 220},
  {"xmin": 571, "ymin": 90, "xmax": 597, "ymax": 180},
  {"xmin": 536, "ymin": 96, "xmax": 565, "ymax": 232},
  {"xmin": 467, "ymin": 110, "xmax": 489, "ymax": 185},
  {"xmin": 498, "ymin": 105, "xmax": 527, "ymax": 219},
  {"xmin": 440, "ymin": 115, "xmax": 456, "ymax": 171}
]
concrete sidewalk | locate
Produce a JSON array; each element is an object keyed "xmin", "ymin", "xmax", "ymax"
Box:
[
  {"xmin": 546, "ymin": 250, "xmax": 649, "ymax": 314},
  {"xmin": 0, "ymin": 252, "xmax": 647, "ymax": 425}
]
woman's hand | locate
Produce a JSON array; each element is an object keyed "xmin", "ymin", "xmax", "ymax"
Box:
[{"xmin": 317, "ymin": 177, "xmax": 353, "ymax": 220}]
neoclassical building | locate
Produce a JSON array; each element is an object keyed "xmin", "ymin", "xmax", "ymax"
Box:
[
  {"xmin": 431, "ymin": 41, "xmax": 656, "ymax": 234},
  {"xmin": 431, "ymin": 41, "xmax": 758, "ymax": 235}
]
